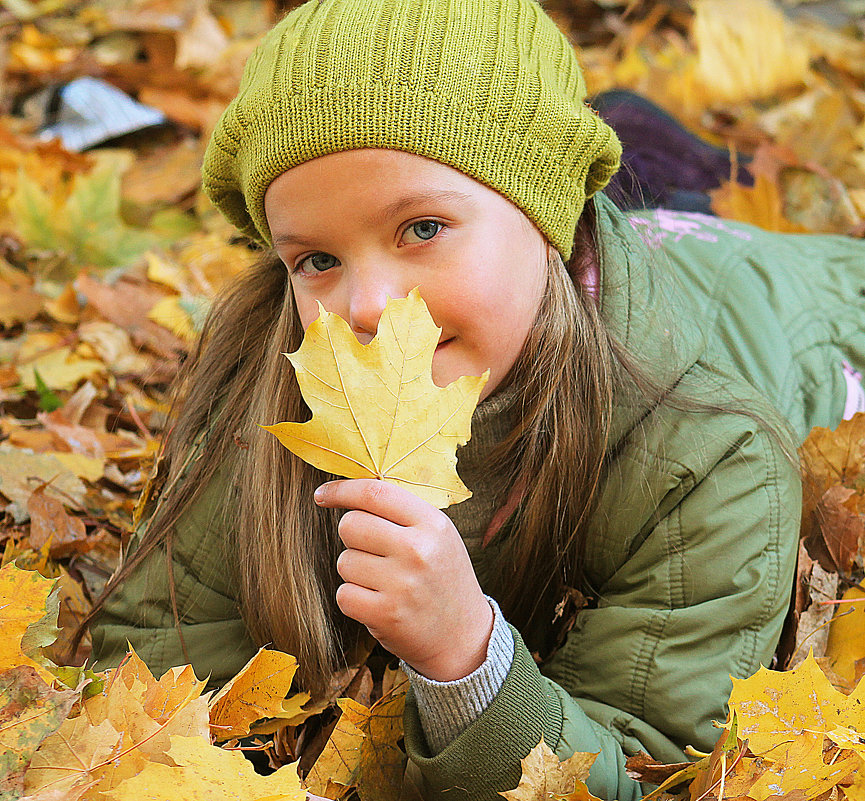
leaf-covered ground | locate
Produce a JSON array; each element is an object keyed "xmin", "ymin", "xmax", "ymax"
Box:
[{"xmin": 0, "ymin": 1, "xmax": 864, "ymax": 799}]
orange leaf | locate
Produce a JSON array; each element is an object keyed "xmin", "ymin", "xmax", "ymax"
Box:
[{"xmin": 208, "ymin": 647, "xmax": 300, "ymax": 741}]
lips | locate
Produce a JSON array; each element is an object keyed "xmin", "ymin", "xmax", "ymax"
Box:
[{"xmin": 435, "ymin": 338, "xmax": 453, "ymax": 352}]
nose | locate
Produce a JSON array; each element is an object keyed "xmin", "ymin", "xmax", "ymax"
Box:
[{"xmin": 347, "ymin": 270, "xmax": 408, "ymax": 344}]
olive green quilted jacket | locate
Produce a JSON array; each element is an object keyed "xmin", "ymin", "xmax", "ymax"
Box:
[{"xmin": 91, "ymin": 195, "xmax": 865, "ymax": 800}]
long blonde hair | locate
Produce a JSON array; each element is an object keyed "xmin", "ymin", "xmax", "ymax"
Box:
[{"xmin": 79, "ymin": 200, "xmax": 771, "ymax": 693}]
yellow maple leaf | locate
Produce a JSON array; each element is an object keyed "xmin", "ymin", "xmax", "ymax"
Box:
[
  {"xmin": 499, "ymin": 737, "xmax": 600, "ymax": 801},
  {"xmin": 729, "ymin": 652, "xmax": 865, "ymax": 764},
  {"xmin": 108, "ymin": 734, "xmax": 305, "ymax": 800},
  {"xmin": 0, "ymin": 562, "xmax": 59, "ymax": 683},
  {"xmin": 262, "ymin": 288, "xmax": 488, "ymax": 508},
  {"xmin": 305, "ymin": 679, "xmax": 408, "ymax": 801},
  {"xmin": 108, "ymin": 647, "xmax": 209, "ymax": 732},
  {"xmin": 745, "ymin": 736, "xmax": 860, "ymax": 801},
  {"xmin": 26, "ymin": 646, "xmax": 211, "ymax": 799},
  {"xmin": 208, "ymin": 647, "xmax": 304, "ymax": 741},
  {"xmin": 24, "ymin": 714, "xmax": 124, "ymax": 800}
]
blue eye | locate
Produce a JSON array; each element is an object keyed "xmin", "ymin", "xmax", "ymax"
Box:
[
  {"xmin": 297, "ymin": 253, "xmax": 339, "ymax": 273},
  {"xmin": 404, "ymin": 220, "xmax": 443, "ymax": 243}
]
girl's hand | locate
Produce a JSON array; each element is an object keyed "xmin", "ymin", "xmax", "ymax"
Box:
[{"xmin": 314, "ymin": 478, "xmax": 494, "ymax": 682}]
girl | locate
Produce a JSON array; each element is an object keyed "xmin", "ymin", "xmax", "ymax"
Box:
[{"xmin": 88, "ymin": 1, "xmax": 865, "ymax": 799}]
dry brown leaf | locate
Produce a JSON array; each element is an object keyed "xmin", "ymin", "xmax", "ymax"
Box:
[
  {"xmin": 26, "ymin": 483, "xmax": 88, "ymax": 558},
  {"xmin": 814, "ymin": 485, "xmax": 865, "ymax": 575},
  {"xmin": 801, "ymin": 413, "xmax": 865, "ymax": 508},
  {"xmin": 262, "ymin": 288, "xmax": 488, "ymax": 509},
  {"xmin": 0, "ymin": 445, "xmax": 87, "ymax": 520},
  {"xmin": 624, "ymin": 751, "xmax": 692, "ymax": 787}
]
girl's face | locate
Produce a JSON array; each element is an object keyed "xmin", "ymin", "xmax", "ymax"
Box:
[{"xmin": 264, "ymin": 149, "xmax": 549, "ymax": 399}]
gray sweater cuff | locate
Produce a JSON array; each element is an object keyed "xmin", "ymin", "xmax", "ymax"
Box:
[{"xmin": 400, "ymin": 595, "xmax": 515, "ymax": 754}]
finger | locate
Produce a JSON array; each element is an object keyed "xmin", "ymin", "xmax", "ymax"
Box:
[
  {"xmin": 315, "ymin": 478, "xmax": 433, "ymax": 526},
  {"xmin": 335, "ymin": 581, "xmax": 382, "ymax": 627},
  {"xmin": 336, "ymin": 547, "xmax": 389, "ymax": 590},
  {"xmin": 337, "ymin": 509, "xmax": 404, "ymax": 556}
]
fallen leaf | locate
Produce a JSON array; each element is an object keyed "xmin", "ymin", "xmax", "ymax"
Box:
[
  {"xmin": 14, "ymin": 331, "xmax": 106, "ymax": 392},
  {"xmin": 262, "ymin": 288, "xmax": 489, "ymax": 508},
  {"xmin": 711, "ymin": 171, "xmax": 810, "ymax": 234},
  {"xmin": 306, "ymin": 680, "xmax": 408, "ymax": 801},
  {"xmin": 147, "ymin": 294, "xmax": 200, "ymax": 343},
  {"xmin": 208, "ymin": 647, "xmax": 301, "ymax": 741},
  {"xmin": 0, "ymin": 444, "xmax": 87, "ymax": 522},
  {"xmin": 75, "ymin": 273, "xmax": 186, "ymax": 362},
  {"xmin": 77, "ymin": 320, "xmax": 153, "ymax": 376},
  {"xmin": 0, "ymin": 263, "xmax": 43, "ymax": 328},
  {"xmin": 745, "ymin": 736, "xmax": 859, "ymax": 801},
  {"xmin": 24, "ymin": 714, "xmax": 124, "ymax": 800},
  {"xmin": 49, "ymin": 452, "xmax": 105, "ymax": 483},
  {"xmin": 109, "ymin": 734, "xmax": 306, "ymax": 800},
  {"xmin": 7, "ymin": 151, "xmax": 161, "ymax": 272},
  {"xmin": 826, "ymin": 586, "xmax": 865, "ymax": 686},
  {"xmin": 814, "ymin": 485, "xmax": 865, "ymax": 575},
  {"xmin": 729, "ymin": 651, "xmax": 865, "ymax": 763},
  {"xmin": 499, "ymin": 737, "xmax": 600, "ymax": 801},
  {"xmin": 624, "ymin": 751, "xmax": 693, "ymax": 786},
  {"xmin": 174, "ymin": 0, "xmax": 230, "ymax": 70},
  {"xmin": 0, "ymin": 665, "xmax": 78, "ymax": 799},
  {"xmin": 0, "ymin": 564, "xmax": 60, "ymax": 684},
  {"xmin": 691, "ymin": 0, "xmax": 810, "ymax": 104},
  {"xmin": 304, "ymin": 698, "xmax": 367, "ymax": 798},
  {"xmin": 110, "ymin": 647, "xmax": 208, "ymax": 729},
  {"xmin": 800, "ymin": 413, "xmax": 865, "ymax": 517},
  {"xmin": 26, "ymin": 483, "xmax": 88, "ymax": 558},
  {"xmin": 43, "ymin": 283, "xmax": 80, "ymax": 325}
]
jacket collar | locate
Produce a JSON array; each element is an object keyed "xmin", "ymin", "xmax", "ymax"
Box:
[{"xmin": 594, "ymin": 193, "xmax": 707, "ymax": 448}]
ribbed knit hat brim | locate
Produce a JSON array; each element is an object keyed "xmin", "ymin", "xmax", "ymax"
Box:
[{"xmin": 202, "ymin": 0, "xmax": 621, "ymax": 259}]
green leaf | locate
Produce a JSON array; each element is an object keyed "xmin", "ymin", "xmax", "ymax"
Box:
[
  {"xmin": 32, "ymin": 369, "xmax": 62, "ymax": 412},
  {"xmin": 9, "ymin": 153, "xmax": 162, "ymax": 274}
]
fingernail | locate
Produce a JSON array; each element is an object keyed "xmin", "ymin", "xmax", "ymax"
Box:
[{"xmin": 314, "ymin": 485, "xmax": 326, "ymax": 502}]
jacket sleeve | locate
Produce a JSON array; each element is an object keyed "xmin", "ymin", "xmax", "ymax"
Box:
[
  {"xmin": 90, "ymin": 462, "xmax": 257, "ymax": 689},
  {"xmin": 403, "ymin": 423, "xmax": 800, "ymax": 801}
]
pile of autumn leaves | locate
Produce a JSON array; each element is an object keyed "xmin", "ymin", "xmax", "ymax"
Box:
[
  {"xmin": 2, "ymin": 416, "xmax": 865, "ymax": 801},
  {"xmin": 1, "ymin": 561, "xmax": 410, "ymax": 800}
]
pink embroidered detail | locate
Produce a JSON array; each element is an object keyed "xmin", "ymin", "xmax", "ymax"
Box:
[
  {"xmin": 842, "ymin": 361, "xmax": 865, "ymax": 420},
  {"xmin": 627, "ymin": 209, "xmax": 754, "ymax": 250}
]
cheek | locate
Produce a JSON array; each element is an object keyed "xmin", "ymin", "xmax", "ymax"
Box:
[{"xmin": 289, "ymin": 283, "xmax": 321, "ymax": 330}]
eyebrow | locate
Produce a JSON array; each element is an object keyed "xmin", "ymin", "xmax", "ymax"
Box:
[{"xmin": 272, "ymin": 189, "xmax": 475, "ymax": 248}]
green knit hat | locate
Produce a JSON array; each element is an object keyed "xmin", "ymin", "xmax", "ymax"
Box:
[{"xmin": 201, "ymin": 0, "xmax": 621, "ymax": 259}]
